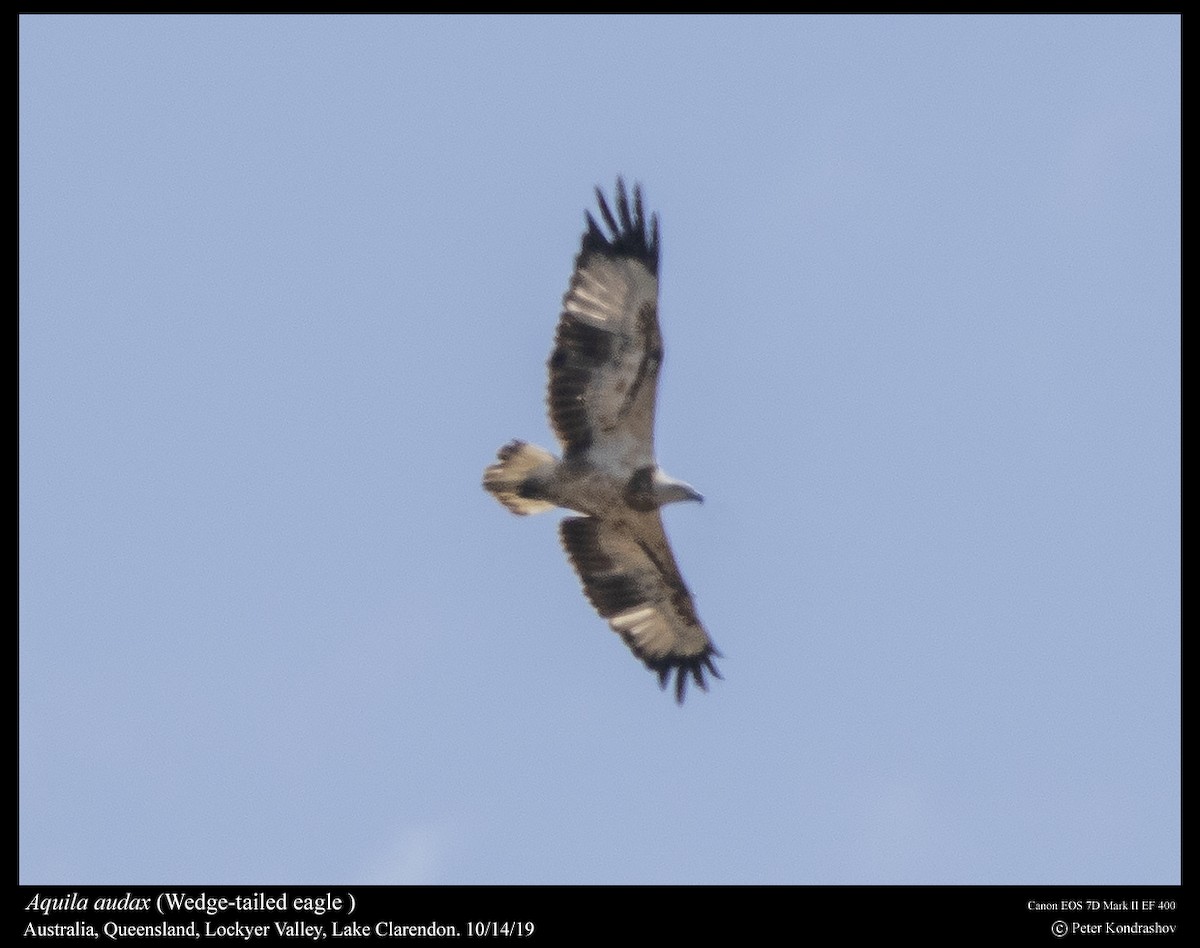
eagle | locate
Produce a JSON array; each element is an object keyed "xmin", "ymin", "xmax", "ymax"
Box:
[{"xmin": 483, "ymin": 179, "xmax": 721, "ymax": 703}]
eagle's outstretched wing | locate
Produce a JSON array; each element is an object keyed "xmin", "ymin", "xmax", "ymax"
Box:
[
  {"xmin": 559, "ymin": 514, "xmax": 721, "ymax": 704},
  {"xmin": 547, "ymin": 179, "xmax": 663, "ymax": 467}
]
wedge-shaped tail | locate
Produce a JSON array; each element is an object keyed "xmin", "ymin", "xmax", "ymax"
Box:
[{"xmin": 483, "ymin": 440, "xmax": 557, "ymax": 515}]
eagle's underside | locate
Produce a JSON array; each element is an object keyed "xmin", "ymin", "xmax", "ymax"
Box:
[{"xmin": 483, "ymin": 179, "xmax": 721, "ymax": 704}]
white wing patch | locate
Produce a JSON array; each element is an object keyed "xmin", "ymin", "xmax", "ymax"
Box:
[{"xmin": 563, "ymin": 257, "xmax": 656, "ymax": 328}]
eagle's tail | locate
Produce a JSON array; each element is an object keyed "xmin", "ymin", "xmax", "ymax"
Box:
[{"xmin": 483, "ymin": 440, "xmax": 557, "ymax": 515}]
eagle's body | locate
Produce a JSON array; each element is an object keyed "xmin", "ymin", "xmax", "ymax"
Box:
[{"xmin": 483, "ymin": 180, "xmax": 721, "ymax": 703}]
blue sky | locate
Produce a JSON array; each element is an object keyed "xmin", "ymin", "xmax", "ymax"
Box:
[{"xmin": 20, "ymin": 15, "xmax": 1179, "ymax": 884}]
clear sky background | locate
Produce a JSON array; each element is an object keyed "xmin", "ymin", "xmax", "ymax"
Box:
[{"xmin": 20, "ymin": 15, "xmax": 1179, "ymax": 884}]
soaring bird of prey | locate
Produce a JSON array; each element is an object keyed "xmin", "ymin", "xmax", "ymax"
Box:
[{"xmin": 483, "ymin": 179, "xmax": 721, "ymax": 703}]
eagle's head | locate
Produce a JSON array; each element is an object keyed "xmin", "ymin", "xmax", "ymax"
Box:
[{"xmin": 652, "ymin": 469, "xmax": 704, "ymax": 506}]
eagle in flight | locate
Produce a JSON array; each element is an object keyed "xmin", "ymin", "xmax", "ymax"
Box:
[{"xmin": 483, "ymin": 179, "xmax": 721, "ymax": 703}]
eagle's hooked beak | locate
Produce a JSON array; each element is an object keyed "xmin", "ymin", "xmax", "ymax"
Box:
[{"xmin": 651, "ymin": 470, "xmax": 704, "ymax": 507}]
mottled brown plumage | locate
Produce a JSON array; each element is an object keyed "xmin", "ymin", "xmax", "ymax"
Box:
[{"xmin": 483, "ymin": 180, "xmax": 720, "ymax": 703}]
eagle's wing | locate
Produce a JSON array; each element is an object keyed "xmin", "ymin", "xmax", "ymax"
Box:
[
  {"xmin": 560, "ymin": 514, "xmax": 721, "ymax": 704},
  {"xmin": 548, "ymin": 179, "xmax": 662, "ymax": 466}
]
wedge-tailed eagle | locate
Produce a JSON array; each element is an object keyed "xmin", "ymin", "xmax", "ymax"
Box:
[{"xmin": 483, "ymin": 179, "xmax": 721, "ymax": 703}]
